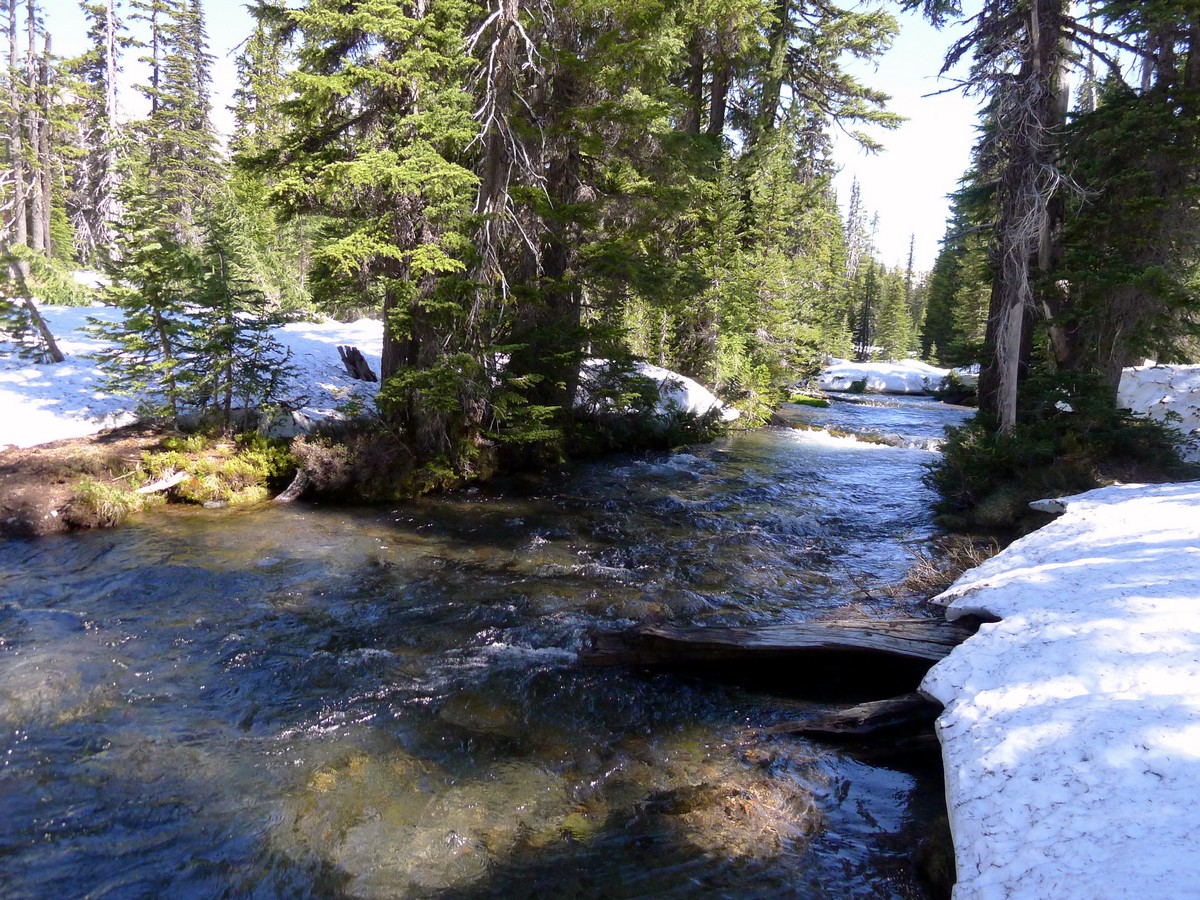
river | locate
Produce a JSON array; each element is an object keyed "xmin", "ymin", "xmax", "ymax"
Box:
[{"xmin": 0, "ymin": 396, "xmax": 971, "ymax": 898}]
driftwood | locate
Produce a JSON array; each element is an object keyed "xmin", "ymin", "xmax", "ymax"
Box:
[
  {"xmin": 764, "ymin": 692, "xmax": 942, "ymax": 738},
  {"xmin": 272, "ymin": 468, "xmax": 310, "ymax": 504},
  {"xmin": 584, "ymin": 618, "xmax": 973, "ymax": 665},
  {"xmin": 135, "ymin": 470, "xmax": 189, "ymax": 494},
  {"xmin": 337, "ymin": 345, "xmax": 377, "ymax": 382},
  {"xmin": 582, "ymin": 617, "xmax": 974, "ymax": 699}
]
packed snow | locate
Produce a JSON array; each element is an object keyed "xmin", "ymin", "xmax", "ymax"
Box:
[
  {"xmin": 924, "ymin": 482, "xmax": 1200, "ymax": 898},
  {"xmin": 0, "ymin": 304, "xmax": 737, "ymax": 450},
  {"xmin": 818, "ymin": 358, "xmax": 978, "ymax": 395},
  {"xmin": 639, "ymin": 361, "xmax": 740, "ymax": 422},
  {"xmin": 1119, "ymin": 364, "xmax": 1200, "ymax": 462},
  {"xmin": 0, "ymin": 304, "xmax": 385, "ymax": 450}
]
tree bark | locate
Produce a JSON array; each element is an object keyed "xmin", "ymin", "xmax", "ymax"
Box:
[
  {"xmin": 707, "ymin": 62, "xmax": 729, "ymax": 139},
  {"xmin": 978, "ymin": 0, "xmax": 1069, "ymax": 433},
  {"xmin": 681, "ymin": 30, "xmax": 703, "ymax": 134},
  {"xmin": 25, "ymin": 0, "xmax": 44, "ymax": 254},
  {"xmin": 7, "ymin": 0, "xmax": 26, "ymax": 247},
  {"xmin": 752, "ymin": 0, "xmax": 791, "ymax": 144},
  {"xmin": 35, "ymin": 30, "xmax": 49, "ymax": 254}
]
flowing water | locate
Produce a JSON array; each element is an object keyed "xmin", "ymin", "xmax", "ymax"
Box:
[{"xmin": 0, "ymin": 396, "xmax": 971, "ymax": 899}]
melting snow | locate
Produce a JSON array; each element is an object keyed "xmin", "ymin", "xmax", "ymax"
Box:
[
  {"xmin": 1, "ymin": 304, "xmax": 738, "ymax": 449},
  {"xmin": 1119, "ymin": 364, "xmax": 1200, "ymax": 462},
  {"xmin": 818, "ymin": 358, "xmax": 978, "ymax": 395},
  {"xmin": 924, "ymin": 482, "xmax": 1200, "ymax": 898},
  {"xmin": 0, "ymin": 304, "xmax": 384, "ymax": 449}
]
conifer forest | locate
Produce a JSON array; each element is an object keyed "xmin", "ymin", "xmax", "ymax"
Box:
[{"xmin": 2, "ymin": 0, "xmax": 1199, "ymax": 484}]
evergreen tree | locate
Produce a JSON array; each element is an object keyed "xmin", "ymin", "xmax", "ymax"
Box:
[
  {"xmin": 1053, "ymin": 1, "xmax": 1200, "ymax": 392},
  {"xmin": 873, "ymin": 265, "xmax": 913, "ymax": 360},
  {"xmin": 96, "ymin": 0, "xmax": 223, "ymax": 415},
  {"xmin": 184, "ymin": 188, "xmax": 295, "ymax": 427},
  {"xmin": 91, "ymin": 169, "xmax": 194, "ymax": 415},
  {"xmin": 229, "ymin": 4, "xmax": 308, "ymax": 310},
  {"xmin": 256, "ymin": 0, "xmax": 484, "ymax": 466},
  {"xmin": 66, "ymin": 0, "xmax": 123, "ymax": 265}
]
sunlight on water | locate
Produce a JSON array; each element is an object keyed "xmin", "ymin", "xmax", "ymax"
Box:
[{"xmin": 0, "ymin": 397, "xmax": 970, "ymax": 898}]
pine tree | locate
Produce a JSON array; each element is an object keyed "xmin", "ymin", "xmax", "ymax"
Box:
[
  {"xmin": 96, "ymin": 0, "xmax": 222, "ymax": 414},
  {"xmin": 91, "ymin": 170, "xmax": 194, "ymax": 415},
  {"xmin": 229, "ymin": 4, "xmax": 308, "ymax": 310},
  {"xmin": 184, "ymin": 189, "xmax": 295, "ymax": 428},
  {"xmin": 873, "ymin": 265, "xmax": 913, "ymax": 360},
  {"xmin": 256, "ymin": 0, "xmax": 483, "ymax": 465},
  {"xmin": 66, "ymin": 0, "xmax": 123, "ymax": 264},
  {"xmin": 1053, "ymin": 1, "xmax": 1200, "ymax": 392},
  {"xmin": 128, "ymin": 0, "xmax": 218, "ymax": 240},
  {"xmin": 906, "ymin": 0, "xmax": 1075, "ymax": 432}
]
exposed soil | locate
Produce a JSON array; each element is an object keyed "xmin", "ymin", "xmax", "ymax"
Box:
[{"xmin": 0, "ymin": 422, "xmax": 180, "ymax": 538}]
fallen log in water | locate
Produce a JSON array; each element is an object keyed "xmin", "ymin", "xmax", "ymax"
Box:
[
  {"xmin": 582, "ymin": 617, "xmax": 976, "ymax": 699},
  {"xmin": 764, "ymin": 692, "xmax": 942, "ymax": 738}
]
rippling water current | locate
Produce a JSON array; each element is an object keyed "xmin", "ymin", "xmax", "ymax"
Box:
[{"xmin": 1, "ymin": 397, "xmax": 971, "ymax": 898}]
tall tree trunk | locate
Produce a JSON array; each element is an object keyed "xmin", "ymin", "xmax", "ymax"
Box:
[
  {"xmin": 752, "ymin": 0, "xmax": 791, "ymax": 144},
  {"xmin": 35, "ymin": 30, "xmax": 48, "ymax": 254},
  {"xmin": 7, "ymin": 0, "xmax": 25, "ymax": 247},
  {"xmin": 707, "ymin": 62, "xmax": 729, "ymax": 139},
  {"xmin": 24, "ymin": 0, "xmax": 44, "ymax": 255},
  {"xmin": 978, "ymin": 0, "xmax": 1069, "ymax": 433},
  {"xmin": 681, "ymin": 30, "xmax": 703, "ymax": 134},
  {"xmin": 505, "ymin": 60, "xmax": 584, "ymax": 428}
]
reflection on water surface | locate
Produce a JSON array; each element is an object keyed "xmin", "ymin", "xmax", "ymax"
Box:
[{"xmin": 0, "ymin": 398, "xmax": 969, "ymax": 897}]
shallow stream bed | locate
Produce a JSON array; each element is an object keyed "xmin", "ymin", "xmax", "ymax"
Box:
[{"xmin": 0, "ymin": 397, "xmax": 970, "ymax": 898}]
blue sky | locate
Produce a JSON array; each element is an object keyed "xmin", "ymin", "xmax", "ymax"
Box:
[
  {"xmin": 831, "ymin": 6, "xmax": 981, "ymax": 271},
  {"xmin": 44, "ymin": 0, "xmax": 979, "ymax": 271}
]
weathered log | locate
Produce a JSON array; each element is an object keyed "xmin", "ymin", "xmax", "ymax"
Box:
[
  {"xmin": 582, "ymin": 617, "xmax": 974, "ymax": 699},
  {"xmin": 337, "ymin": 345, "xmax": 377, "ymax": 382},
  {"xmin": 272, "ymin": 468, "xmax": 310, "ymax": 504},
  {"xmin": 764, "ymin": 692, "xmax": 941, "ymax": 738},
  {"xmin": 584, "ymin": 618, "xmax": 972, "ymax": 665},
  {"xmin": 135, "ymin": 470, "xmax": 188, "ymax": 494}
]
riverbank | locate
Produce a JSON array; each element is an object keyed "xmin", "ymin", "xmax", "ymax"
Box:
[
  {"xmin": 923, "ymin": 481, "xmax": 1200, "ymax": 897},
  {"xmin": 1, "ymin": 305, "xmax": 740, "ymax": 535}
]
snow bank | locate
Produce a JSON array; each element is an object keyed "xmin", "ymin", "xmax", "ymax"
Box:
[
  {"xmin": 818, "ymin": 359, "xmax": 952, "ymax": 395},
  {"xmin": 923, "ymin": 482, "xmax": 1200, "ymax": 898},
  {"xmin": 1119, "ymin": 364, "xmax": 1200, "ymax": 462},
  {"xmin": 1, "ymin": 305, "xmax": 737, "ymax": 449},
  {"xmin": 576, "ymin": 359, "xmax": 738, "ymax": 422},
  {"xmin": 632, "ymin": 361, "xmax": 740, "ymax": 422},
  {"xmin": 0, "ymin": 304, "xmax": 382, "ymax": 450}
]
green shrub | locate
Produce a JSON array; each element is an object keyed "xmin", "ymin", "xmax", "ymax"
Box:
[
  {"xmin": 139, "ymin": 433, "xmax": 295, "ymax": 506},
  {"xmin": 927, "ymin": 370, "xmax": 1198, "ymax": 531}
]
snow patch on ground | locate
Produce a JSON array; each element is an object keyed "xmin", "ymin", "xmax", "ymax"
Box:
[
  {"xmin": 1, "ymin": 305, "xmax": 738, "ymax": 449},
  {"xmin": 817, "ymin": 359, "xmax": 978, "ymax": 395},
  {"xmin": 1119, "ymin": 364, "xmax": 1200, "ymax": 462},
  {"xmin": 923, "ymin": 481, "xmax": 1200, "ymax": 898},
  {"xmin": 0, "ymin": 304, "xmax": 383, "ymax": 450},
  {"xmin": 576, "ymin": 359, "xmax": 738, "ymax": 423},
  {"xmin": 634, "ymin": 361, "xmax": 740, "ymax": 422}
]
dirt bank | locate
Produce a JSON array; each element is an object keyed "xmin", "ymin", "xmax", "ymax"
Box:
[{"xmin": 0, "ymin": 422, "xmax": 179, "ymax": 538}]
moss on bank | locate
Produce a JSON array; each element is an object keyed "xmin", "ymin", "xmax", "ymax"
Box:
[
  {"xmin": 3, "ymin": 379, "xmax": 732, "ymax": 535},
  {"xmin": 0, "ymin": 426, "xmax": 299, "ymax": 536}
]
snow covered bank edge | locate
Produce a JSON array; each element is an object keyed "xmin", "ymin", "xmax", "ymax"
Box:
[{"xmin": 921, "ymin": 482, "xmax": 1200, "ymax": 897}]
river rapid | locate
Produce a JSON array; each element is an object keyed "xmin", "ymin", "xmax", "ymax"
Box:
[{"xmin": 0, "ymin": 396, "xmax": 971, "ymax": 898}]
